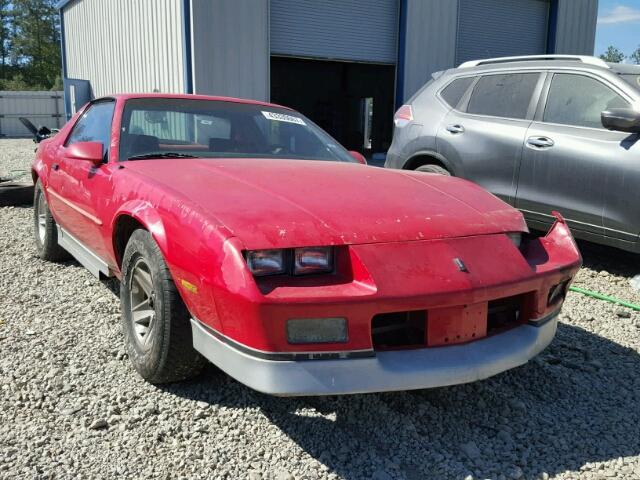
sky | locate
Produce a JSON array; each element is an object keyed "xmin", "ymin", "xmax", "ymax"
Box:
[{"xmin": 594, "ymin": 0, "xmax": 640, "ymax": 58}]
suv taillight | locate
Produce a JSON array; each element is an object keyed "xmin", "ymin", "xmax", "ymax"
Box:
[{"xmin": 394, "ymin": 105, "xmax": 413, "ymax": 128}]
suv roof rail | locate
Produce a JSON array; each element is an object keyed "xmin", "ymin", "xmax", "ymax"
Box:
[{"xmin": 458, "ymin": 55, "xmax": 610, "ymax": 69}]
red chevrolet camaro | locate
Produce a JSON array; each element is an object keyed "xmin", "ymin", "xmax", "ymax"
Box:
[{"xmin": 31, "ymin": 93, "xmax": 581, "ymax": 395}]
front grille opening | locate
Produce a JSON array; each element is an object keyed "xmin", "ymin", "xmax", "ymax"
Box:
[
  {"xmin": 372, "ymin": 310, "xmax": 426, "ymax": 351},
  {"xmin": 487, "ymin": 295, "xmax": 524, "ymax": 335},
  {"xmin": 548, "ymin": 280, "xmax": 569, "ymax": 306}
]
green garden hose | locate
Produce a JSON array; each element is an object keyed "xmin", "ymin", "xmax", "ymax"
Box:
[{"xmin": 569, "ymin": 286, "xmax": 640, "ymax": 312}]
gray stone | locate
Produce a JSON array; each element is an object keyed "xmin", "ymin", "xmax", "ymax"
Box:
[
  {"xmin": 88, "ymin": 419, "xmax": 108, "ymax": 430},
  {"xmin": 460, "ymin": 441, "xmax": 481, "ymax": 459}
]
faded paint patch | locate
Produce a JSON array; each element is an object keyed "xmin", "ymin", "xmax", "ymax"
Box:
[{"xmin": 180, "ymin": 279, "xmax": 199, "ymax": 294}]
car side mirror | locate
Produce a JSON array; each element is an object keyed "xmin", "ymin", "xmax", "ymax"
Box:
[
  {"xmin": 601, "ymin": 108, "xmax": 640, "ymax": 134},
  {"xmin": 349, "ymin": 151, "xmax": 367, "ymax": 165},
  {"xmin": 66, "ymin": 141, "xmax": 104, "ymax": 165}
]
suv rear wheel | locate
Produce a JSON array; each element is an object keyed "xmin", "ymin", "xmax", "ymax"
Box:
[
  {"xmin": 415, "ymin": 164, "xmax": 451, "ymax": 176},
  {"xmin": 120, "ymin": 229, "xmax": 204, "ymax": 383}
]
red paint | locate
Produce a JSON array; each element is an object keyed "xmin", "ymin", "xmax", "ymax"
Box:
[
  {"xmin": 428, "ymin": 303, "xmax": 488, "ymax": 347},
  {"xmin": 348, "ymin": 151, "xmax": 367, "ymax": 164},
  {"xmin": 33, "ymin": 93, "xmax": 582, "ymax": 354},
  {"xmin": 65, "ymin": 141, "xmax": 103, "ymax": 165}
]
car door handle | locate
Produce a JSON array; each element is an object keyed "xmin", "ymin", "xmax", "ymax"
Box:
[
  {"xmin": 446, "ymin": 124, "xmax": 465, "ymax": 134},
  {"xmin": 52, "ymin": 163, "xmax": 60, "ymax": 171},
  {"xmin": 526, "ymin": 137, "xmax": 555, "ymax": 149}
]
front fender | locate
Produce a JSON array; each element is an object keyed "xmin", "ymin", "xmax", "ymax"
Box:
[{"xmin": 112, "ymin": 200, "xmax": 169, "ymax": 261}]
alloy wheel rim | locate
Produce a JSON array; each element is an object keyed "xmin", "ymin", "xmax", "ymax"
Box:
[
  {"xmin": 128, "ymin": 258, "xmax": 156, "ymax": 350},
  {"xmin": 36, "ymin": 193, "xmax": 47, "ymax": 244}
]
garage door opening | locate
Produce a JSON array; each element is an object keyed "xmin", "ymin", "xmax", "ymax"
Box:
[{"xmin": 270, "ymin": 57, "xmax": 396, "ymax": 156}]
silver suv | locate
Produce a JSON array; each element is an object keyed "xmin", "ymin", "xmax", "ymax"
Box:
[{"xmin": 385, "ymin": 55, "xmax": 640, "ymax": 253}]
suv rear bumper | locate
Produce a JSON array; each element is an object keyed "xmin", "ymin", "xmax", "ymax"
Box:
[{"xmin": 191, "ymin": 310, "xmax": 558, "ymax": 396}]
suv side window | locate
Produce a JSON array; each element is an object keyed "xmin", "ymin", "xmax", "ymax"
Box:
[
  {"xmin": 467, "ymin": 73, "xmax": 539, "ymax": 120},
  {"xmin": 440, "ymin": 77, "xmax": 475, "ymax": 108},
  {"xmin": 66, "ymin": 101, "xmax": 115, "ymax": 155},
  {"xmin": 544, "ymin": 73, "xmax": 629, "ymax": 129}
]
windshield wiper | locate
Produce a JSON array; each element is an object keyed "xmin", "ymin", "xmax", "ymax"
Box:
[{"xmin": 127, "ymin": 152, "xmax": 199, "ymax": 160}]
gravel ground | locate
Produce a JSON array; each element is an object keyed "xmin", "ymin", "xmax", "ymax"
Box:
[{"xmin": 1, "ymin": 138, "xmax": 640, "ymax": 480}]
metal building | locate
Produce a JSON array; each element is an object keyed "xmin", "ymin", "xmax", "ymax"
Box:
[{"xmin": 57, "ymin": 0, "xmax": 598, "ymax": 153}]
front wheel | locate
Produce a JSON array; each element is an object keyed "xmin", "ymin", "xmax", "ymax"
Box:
[
  {"xmin": 120, "ymin": 229, "xmax": 204, "ymax": 384},
  {"xmin": 33, "ymin": 179, "xmax": 70, "ymax": 261}
]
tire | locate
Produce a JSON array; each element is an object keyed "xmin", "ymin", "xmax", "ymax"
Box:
[
  {"xmin": 120, "ymin": 229, "xmax": 204, "ymax": 384},
  {"xmin": 415, "ymin": 164, "xmax": 451, "ymax": 176},
  {"xmin": 33, "ymin": 179, "xmax": 71, "ymax": 261}
]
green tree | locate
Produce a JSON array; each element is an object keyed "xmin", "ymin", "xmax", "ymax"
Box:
[
  {"xmin": 599, "ymin": 45, "xmax": 625, "ymax": 63},
  {"xmin": 10, "ymin": 0, "xmax": 61, "ymax": 88},
  {"xmin": 630, "ymin": 45, "xmax": 640, "ymax": 65},
  {"xmin": 0, "ymin": 0, "xmax": 11, "ymax": 72}
]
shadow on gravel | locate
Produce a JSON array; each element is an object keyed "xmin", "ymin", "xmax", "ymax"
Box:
[
  {"xmin": 162, "ymin": 321, "xmax": 640, "ymax": 480},
  {"xmin": 576, "ymin": 239, "xmax": 640, "ymax": 278}
]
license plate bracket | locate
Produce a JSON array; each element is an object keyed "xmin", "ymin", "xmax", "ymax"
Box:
[{"xmin": 427, "ymin": 303, "xmax": 488, "ymax": 347}]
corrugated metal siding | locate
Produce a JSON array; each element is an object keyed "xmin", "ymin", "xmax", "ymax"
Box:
[
  {"xmin": 553, "ymin": 0, "xmax": 598, "ymax": 54},
  {"xmin": 190, "ymin": 0, "xmax": 269, "ymax": 101},
  {"xmin": 62, "ymin": 0, "xmax": 184, "ymax": 97},
  {"xmin": 270, "ymin": 0, "xmax": 399, "ymax": 64},
  {"xmin": 402, "ymin": 0, "xmax": 458, "ymax": 102},
  {"xmin": 0, "ymin": 91, "xmax": 64, "ymax": 137},
  {"xmin": 456, "ymin": 0, "xmax": 549, "ymax": 65}
]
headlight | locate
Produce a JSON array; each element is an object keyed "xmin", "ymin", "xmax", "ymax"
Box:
[
  {"xmin": 294, "ymin": 247, "xmax": 333, "ymax": 275},
  {"xmin": 245, "ymin": 247, "xmax": 334, "ymax": 276},
  {"xmin": 507, "ymin": 232, "xmax": 522, "ymax": 249},
  {"xmin": 246, "ymin": 249, "xmax": 286, "ymax": 276}
]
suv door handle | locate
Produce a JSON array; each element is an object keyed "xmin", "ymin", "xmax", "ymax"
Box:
[
  {"xmin": 446, "ymin": 124, "xmax": 465, "ymax": 134},
  {"xmin": 526, "ymin": 136, "xmax": 555, "ymax": 149}
]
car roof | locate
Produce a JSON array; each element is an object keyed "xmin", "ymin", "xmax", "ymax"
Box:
[
  {"xmin": 450, "ymin": 55, "xmax": 612, "ymax": 76},
  {"xmin": 96, "ymin": 93, "xmax": 292, "ymax": 111},
  {"xmin": 609, "ymin": 63, "xmax": 640, "ymax": 74}
]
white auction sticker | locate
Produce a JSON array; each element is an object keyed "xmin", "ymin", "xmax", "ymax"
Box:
[{"xmin": 262, "ymin": 111, "xmax": 306, "ymax": 125}]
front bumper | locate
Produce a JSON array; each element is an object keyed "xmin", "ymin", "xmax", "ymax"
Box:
[{"xmin": 191, "ymin": 310, "xmax": 559, "ymax": 396}]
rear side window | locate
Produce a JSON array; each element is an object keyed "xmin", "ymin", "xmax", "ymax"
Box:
[
  {"xmin": 66, "ymin": 101, "xmax": 115, "ymax": 149},
  {"xmin": 467, "ymin": 73, "xmax": 539, "ymax": 119},
  {"xmin": 440, "ymin": 77, "xmax": 474, "ymax": 108},
  {"xmin": 544, "ymin": 74, "xmax": 629, "ymax": 129}
]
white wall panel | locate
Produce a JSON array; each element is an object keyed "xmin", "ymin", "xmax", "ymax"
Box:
[
  {"xmin": 456, "ymin": 0, "xmax": 549, "ymax": 65},
  {"xmin": 553, "ymin": 0, "xmax": 598, "ymax": 55},
  {"xmin": 63, "ymin": 0, "xmax": 185, "ymax": 97},
  {"xmin": 402, "ymin": 0, "xmax": 458, "ymax": 102},
  {"xmin": 190, "ymin": 0, "xmax": 269, "ymax": 101},
  {"xmin": 0, "ymin": 91, "xmax": 64, "ymax": 137}
]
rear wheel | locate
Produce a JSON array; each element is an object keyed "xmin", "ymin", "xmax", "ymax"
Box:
[
  {"xmin": 415, "ymin": 164, "xmax": 451, "ymax": 176},
  {"xmin": 33, "ymin": 180, "xmax": 70, "ymax": 261},
  {"xmin": 120, "ymin": 229, "xmax": 204, "ymax": 383}
]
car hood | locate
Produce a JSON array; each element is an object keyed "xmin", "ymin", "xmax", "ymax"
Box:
[{"xmin": 124, "ymin": 158, "xmax": 527, "ymax": 249}]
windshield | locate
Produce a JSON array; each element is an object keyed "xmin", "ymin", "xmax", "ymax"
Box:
[
  {"xmin": 119, "ymin": 98, "xmax": 355, "ymax": 163},
  {"xmin": 621, "ymin": 74, "xmax": 640, "ymax": 92}
]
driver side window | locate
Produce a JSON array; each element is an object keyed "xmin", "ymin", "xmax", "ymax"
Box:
[
  {"xmin": 544, "ymin": 74, "xmax": 629, "ymax": 129},
  {"xmin": 66, "ymin": 100, "xmax": 115, "ymax": 158}
]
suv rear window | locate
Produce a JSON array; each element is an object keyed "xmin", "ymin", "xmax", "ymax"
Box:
[
  {"xmin": 467, "ymin": 73, "xmax": 539, "ymax": 120},
  {"xmin": 440, "ymin": 77, "xmax": 474, "ymax": 108}
]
